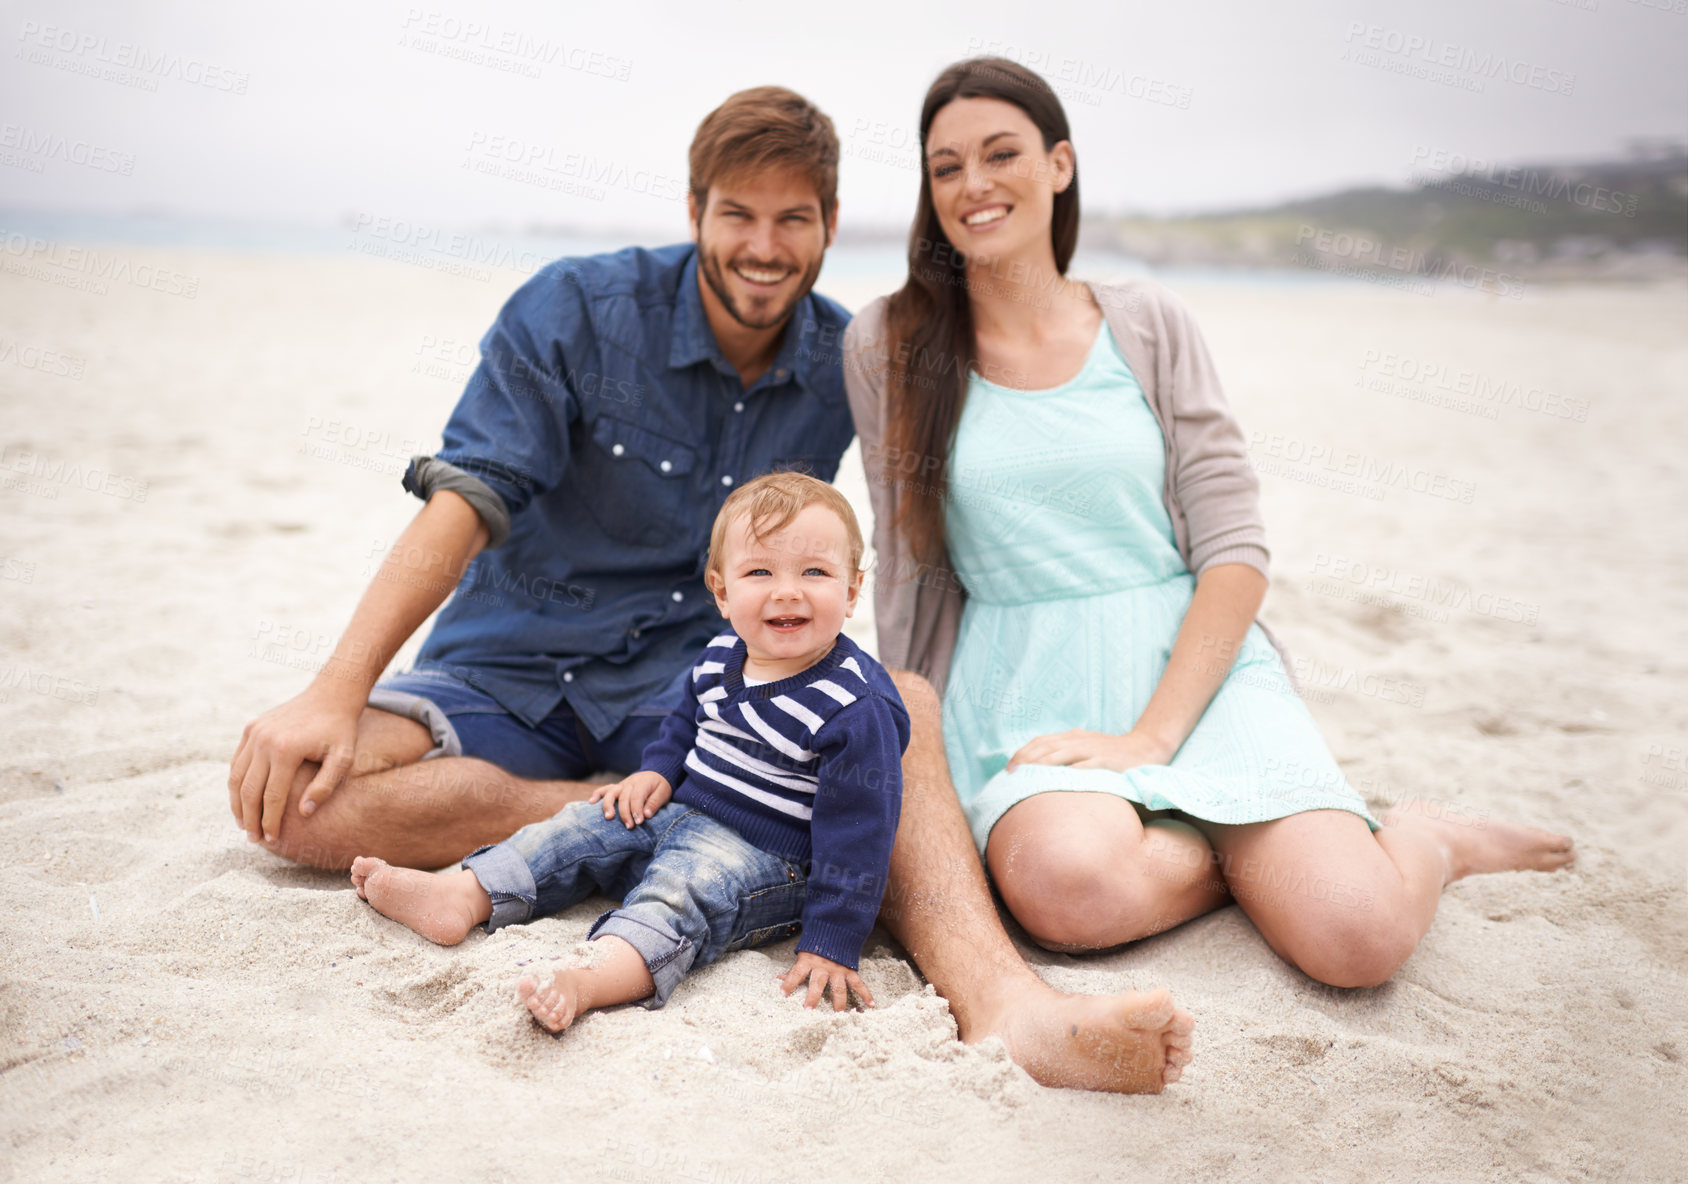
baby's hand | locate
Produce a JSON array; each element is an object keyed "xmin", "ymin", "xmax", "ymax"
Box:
[
  {"xmin": 589, "ymin": 771, "xmax": 672, "ymax": 828},
  {"xmin": 779, "ymin": 952, "xmax": 875, "ymax": 1012}
]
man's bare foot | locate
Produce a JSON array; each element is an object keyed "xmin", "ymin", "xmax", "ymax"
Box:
[
  {"xmin": 349, "ymin": 857, "xmax": 491, "ymax": 945},
  {"xmin": 517, "ymin": 970, "xmax": 584, "ymax": 1032},
  {"xmin": 970, "ymin": 984, "xmax": 1194, "ymax": 1093},
  {"xmin": 1382, "ymin": 801, "xmax": 1575, "ymax": 883}
]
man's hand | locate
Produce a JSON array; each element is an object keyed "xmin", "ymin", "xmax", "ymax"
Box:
[
  {"xmin": 779, "ymin": 952, "xmax": 875, "ymax": 1012},
  {"xmin": 225, "ymin": 491, "xmax": 489, "ymax": 847},
  {"xmin": 1006, "ymin": 728, "xmax": 1172, "ymax": 773},
  {"xmin": 228, "ymin": 689, "xmax": 361, "ymax": 843},
  {"xmin": 589, "ymin": 771, "xmax": 671, "ymax": 828}
]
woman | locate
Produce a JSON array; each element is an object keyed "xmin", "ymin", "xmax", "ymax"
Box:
[{"xmin": 843, "ymin": 58, "xmax": 1573, "ymax": 987}]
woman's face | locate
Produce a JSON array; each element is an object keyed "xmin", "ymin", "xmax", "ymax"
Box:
[{"xmin": 923, "ymin": 96, "xmax": 1072, "ymax": 271}]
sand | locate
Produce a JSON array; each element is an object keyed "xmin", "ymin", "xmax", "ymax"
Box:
[{"xmin": 1, "ymin": 245, "xmax": 1684, "ymax": 1183}]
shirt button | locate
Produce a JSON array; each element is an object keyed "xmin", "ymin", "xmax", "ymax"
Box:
[
  {"xmin": 721, "ymin": 475, "xmax": 733, "ymax": 487},
  {"xmin": 562, "ymin": 671, "xmax": 575, "ymax": 683},
  {"xmin": 659, "ymin": 459, "xmax": 672, "ymax": 473},
  {"xmin": 775, "ymin": 369, "xmax": 788, "ymax": 380},
  {"xmin": 631, "ymin": 629, "xmax": 641, "ymax": 638},
  {"xmin": 671, "ymin": 590, "xmax": 683, "ymax": 602},
  {"xmin": 733, "ymin": 401, "xmax": 744, "ymax": 413},
  {"xmin": 611, "ymin": 443, "xmax": 625, "ymax": 457}
]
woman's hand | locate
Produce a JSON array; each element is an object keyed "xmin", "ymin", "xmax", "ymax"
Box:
[{"xmin": 1006, "ymin": 728, "xmax": 1173, "ymax": 773}]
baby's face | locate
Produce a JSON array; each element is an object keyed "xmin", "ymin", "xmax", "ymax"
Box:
[{"xmin": 708, "ymin": 503, "xmax": 861, "ymax": 672}]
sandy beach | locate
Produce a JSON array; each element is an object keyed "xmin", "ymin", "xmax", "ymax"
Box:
[{"xmin": 1, "ymin": 244, "xmax": 1684, "ymax": 1183}]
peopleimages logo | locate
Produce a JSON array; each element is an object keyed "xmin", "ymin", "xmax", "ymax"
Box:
[
  {"xmin": 0, "ymin": 662, "xmax": 100, "ymax": 706},
  {"xmin": 0, "ymin": 337, "xmax": 86, "ymax": 380},
  {"xmin": 1307, "ymin": 553, "xmax": 1542, "ymax": 626},
  {"xmin": 1409, "ymin": 146, "xmax": 1639, "ymax": 218},
  {"xmin": 1247, "ymin": 431, "xmax": 1477, "ymax": 505},
  {"xmin": 1294, "ymin": 225, "xmax": 1525, "ymax": 298},
  {"xmin": 346, "ymin": 212, "xmax": 550, "ymax": 281},
  {"xmin": 960, "ymin": 38, "xmax": 1195, "ymax": 108},
  {"xmin": 1357, "ymin": 350, "xmax": 1590, "ymax": 423},
  {"xmin": 0, "ymin": 446, "xmax": 149, "ymax": 502},
  {"xmin": 15, "ymin": 21, "xmax": 251, "ymax": 94},
  {"xmin": 0, "ymin": 230, "xmax": 200, "ymax": 299},
  {"xmin": 461, "ymin": 132, "xmax": 685, "ymax": 203},
  {"xmin": 0, "ymin": 124, "xmax": 135, "ymax": 175},
  {"xmin": 1340, "ymin": 22, "xmax": 1576, "ymax": 96},
  {"xmin": 397, "ymin": 10, "xmax": 632, "ymax": 81}
]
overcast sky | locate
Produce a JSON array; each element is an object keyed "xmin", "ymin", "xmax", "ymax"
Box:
[{"xmin": 4, "ymin": 0, "xmax": 1684, "ymax": 237}]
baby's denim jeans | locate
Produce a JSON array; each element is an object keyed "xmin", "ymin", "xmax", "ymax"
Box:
[{"xmin": 461, "ymin": 801, "xmax": 807, "ymax": 1006}]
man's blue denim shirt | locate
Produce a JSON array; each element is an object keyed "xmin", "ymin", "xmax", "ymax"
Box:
[{"xmin": 400, "ymin": 242, "xmax": 855, "ymax": 740}]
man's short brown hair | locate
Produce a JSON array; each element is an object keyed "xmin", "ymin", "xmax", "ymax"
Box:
[
  {"xmin": 689, "ymin": 86, "xmax": 840, "ymax": 225},
  {"xmin": 707, "ymin": 471, "xmax": 864, "ymax": 580}
]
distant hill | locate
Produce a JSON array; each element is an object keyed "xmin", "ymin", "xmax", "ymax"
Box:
[{"xmin": 1086, "ymin": 149, "xmax": 1688, "ymax": 282}]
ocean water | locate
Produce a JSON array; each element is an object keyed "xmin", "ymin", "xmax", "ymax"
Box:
[{"xmin": 0, "ymin": 206, "xmax": 1346, "ymax": 290}]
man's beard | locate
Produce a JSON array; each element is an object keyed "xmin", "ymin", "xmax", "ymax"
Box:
[{"xmin": 697, "ymin": 241, "xmax": 822, "ymax": 332}]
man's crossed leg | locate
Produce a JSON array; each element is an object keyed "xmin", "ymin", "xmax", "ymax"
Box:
[{"xmin": 232, "ymin": 666, "xmax": 679, "ymax": 870}]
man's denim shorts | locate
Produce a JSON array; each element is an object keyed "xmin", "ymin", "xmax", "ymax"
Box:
[{"xmin": 367, "ymin": 665, "xmax": 688, "ymax": 781}]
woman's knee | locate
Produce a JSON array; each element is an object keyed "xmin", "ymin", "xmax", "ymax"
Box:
[
  {"xmin": 1282, "ymin": 915, "xmax": 1416, "ymax": 988},
  {"xmin": 989, "ymin": 824, "xmax": 1155, "ymax": 951}
]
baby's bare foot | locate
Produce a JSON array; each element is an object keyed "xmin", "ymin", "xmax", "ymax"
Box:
[
  {"xmin": 1382, "ymin": 802, "xmax": 1575, "ymax": 882},
  {"xmin": 349, "ymin": 856, "xmax": 379, "ymax": 899},
  {"xmin": 517, "ymin": 970, "xmax": 584, "ymax": 1032},
  {"xmin": 350, "ymin": 857, "xmax": 488, "ymax": 945}
]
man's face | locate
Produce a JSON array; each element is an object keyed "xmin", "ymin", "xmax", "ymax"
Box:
[{"xmin": 690, "ymin": 168, "xmax": 834, "ymax": 332}]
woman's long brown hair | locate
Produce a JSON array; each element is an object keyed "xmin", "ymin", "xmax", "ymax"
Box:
[{"xmin": 883, "ymin": 57, "xmax": 1080, "ymax": 566}]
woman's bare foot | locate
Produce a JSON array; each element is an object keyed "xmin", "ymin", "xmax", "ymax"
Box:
[
  {"xmin": 517, "ymin": 970, "xmax": 584, "ymax": 1032},
  {"xmin": 349, "ymin": 857, "xmax": 491, "ymax": 945},
  {"xmin": 1382, "ymin": 802, "xmax": 1575, "ymax": 883},
  {"xmin": 971, "ymin": 984, "xmax": 1194, "ymax": 1093}
]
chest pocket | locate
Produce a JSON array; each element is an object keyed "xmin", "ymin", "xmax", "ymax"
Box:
[{"xmin": 580, "ymin": 415, "xmax": 700, "ymax": 550}]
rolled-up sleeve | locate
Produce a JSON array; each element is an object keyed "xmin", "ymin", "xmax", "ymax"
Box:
[
  {"xmin": 403, "ymin": 265, "xmax": 583, "ymax": 542},
  {"xmin": 401, "ymin": 457, "xmax": 513, "ymax": 548},
  {"xmin": 1157, "ymin": 287, "xmax": 1271, "ymax": 580}
]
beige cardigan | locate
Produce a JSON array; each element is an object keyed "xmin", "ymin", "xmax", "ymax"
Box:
[{"xmin": 842, "ymin": 279, "xmax": 1287, "ymax": 694}]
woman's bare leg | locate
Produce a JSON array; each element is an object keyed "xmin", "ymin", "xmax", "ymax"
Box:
[
  {"xmin": 880, "ymin": 672, "xmax": 1194, "ymax": 1092},
  {"xmin": 987, "ymin": 793, "xmax": 1231, "ymax": 952},
  {"xmin": 1199, "ymin": 805, "xmax": 1574, "ymax": 987}
]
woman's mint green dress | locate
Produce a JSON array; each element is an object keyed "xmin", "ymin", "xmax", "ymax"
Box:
[{"xmin": 941, "ymin": 324, "xmax": 1378, "ymax": 853}]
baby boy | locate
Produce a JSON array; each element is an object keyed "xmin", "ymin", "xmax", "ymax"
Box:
[{"xmin": 350, "ymin": 471, "xmax": 910, "ymax": 1028}]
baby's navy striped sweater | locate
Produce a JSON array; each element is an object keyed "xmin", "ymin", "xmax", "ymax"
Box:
[{"xmin": 637, "ymin": 629, "xmax": 909, "ymax": 968}]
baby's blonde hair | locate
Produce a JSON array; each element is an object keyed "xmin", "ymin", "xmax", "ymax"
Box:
[{"xmin": 706, "ymin": 470, "xmax": 865, "ymax": 580}]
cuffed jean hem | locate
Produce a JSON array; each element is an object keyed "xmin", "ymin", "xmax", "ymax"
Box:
[
  {"xmin": 588, "ymin": 909, "xmax": 696, "ymax": 1008},
  {"xmin": 461, "ymin": 842, "xmax": 540, "ymax": 932}
]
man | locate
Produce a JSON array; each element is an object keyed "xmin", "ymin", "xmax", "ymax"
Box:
[
  {"xmin": 230, "ymin": 85, "xmax": 1192, "ymax": 1094},
  {"xmin": 230, "ymin": 86, "xmax": 851, "ymax": 861}
]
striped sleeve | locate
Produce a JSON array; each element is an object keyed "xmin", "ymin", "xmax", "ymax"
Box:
[
  {"xmin": 635, "ymin": 667, "xmax": 703, "ymax": 790},
  {"xmin": 794, "ymin": 694, "xmax": 911, "ymax": 969}
]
